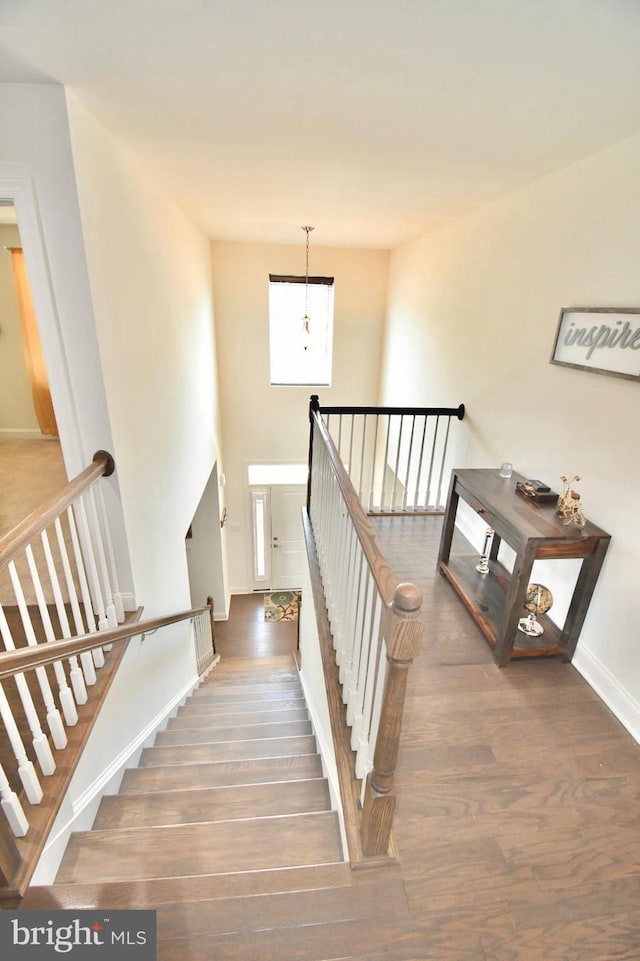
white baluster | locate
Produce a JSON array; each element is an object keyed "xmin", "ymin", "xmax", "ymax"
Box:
[
  {"xmin": 355, "ymin": 598, "xmax": 383, "ymax": 778},
  {"xmin": 425, "ymin": 416, "xmax": 440, "ymax": 510},
  {"xmin": 368, "ymin": 414, "xmax": 381, "ymax": 511},
  {"xmin": 66, "ymin": 506, "xmax": 104, "ymax": 668},
  {"xmin": 94, "ymin": 480, "xmax": 125, "ymax": 623},
  {"xmin": 73, "ymin": 496, "xmax": 109, "ymax": 634},
  {"xmin": 23, "ymin": 548, "xmax": 78, "ymax": 727},
  {"xmin": 40, "ymin": 531, "xmax": 87, "ymax": 705},
  {"xmin": 413, "ymin": 415, "xmax": 429, "ymax": 509},
  {"xmin": 0, "ymin": 762, "xmax": 29, "ymax": 837},
  {"xmin": 357, "ymin": 413, "xmax": 367, "ymax": 503},
  {"xmin": 86, "ymin": 488, "xmax": 118, "ymax": 629},
  {"xmin": 402, "ymin": 415, "xmax": 416, "ymax": 510},
  {"xmin": 53, "ymin": 518, "xmax": 96, "ymax": 686},
  {"xmin": 0, "ymin": 602, "xmax": 55, "ymax": 777},
  {"xmin": 436, "ymin": 415, "xmax": 453, "ymax": 509},
  {"xmin": 0, "ymin": 681, "xmax": 43, "ymax": 804},
  {"xmin": 380, "ymin": 415, "xmax": 391, "ymax": 510},
  {"xmin": 6, "ymin": 564, "xmax": 67, "ymax": 749}
]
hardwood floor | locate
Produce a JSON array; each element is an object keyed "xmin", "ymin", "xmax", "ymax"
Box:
[
  {"xmin": 213, "ymin": 592, "xmax": 299, "ymax": 658},
  {"xmin": 18, "ymin": 526, "xmax": 640, "ymax": 958},
  {"xmin": 371, "ymin": 513, "xmax": 640, "ymax": 960}
]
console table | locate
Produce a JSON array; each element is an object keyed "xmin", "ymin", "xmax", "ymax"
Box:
[{"xmin": 437, "ymin": 468, "xmax": 610, "ymax": 666}]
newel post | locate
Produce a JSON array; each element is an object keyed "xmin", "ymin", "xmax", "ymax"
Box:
[
  {"xmin": 306, "ymin": 394, "xmax": 320, "ymax": 513},
  {"xmin": 361, "ymin": 582, "xmax": 423, "ymax": 857}
]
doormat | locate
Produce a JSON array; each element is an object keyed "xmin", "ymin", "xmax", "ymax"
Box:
[{"xmin": 264, "ymin": 591, "xmax": 301, "ymax": 621}]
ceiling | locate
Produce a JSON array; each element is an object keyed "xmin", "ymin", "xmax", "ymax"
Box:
[{"xmin": 1, "ymin": 0, "xmax": 640, "ymax": 249}]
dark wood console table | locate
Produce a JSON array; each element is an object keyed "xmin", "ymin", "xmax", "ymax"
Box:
[{"xmin": 437, "ymin": 468, "xmax": 610, "ymax": 666}]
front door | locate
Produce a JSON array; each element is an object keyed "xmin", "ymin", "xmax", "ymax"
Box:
[{"xmin": 269, "ymin": 485, "xmax": 306, "ymax": 589}]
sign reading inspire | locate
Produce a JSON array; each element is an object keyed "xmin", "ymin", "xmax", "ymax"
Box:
[
  {"xmin": 0, "ymin": 911, "xmax": 156, "ymax": 959},
  {"xmin": 551, "ymin": 308, "xmax": 640, "ymax": 380}
]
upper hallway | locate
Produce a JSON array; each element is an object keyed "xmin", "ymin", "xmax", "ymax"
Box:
[{"xmin": 0, "ymin": 1, "xmax": 639, "ymax": 760}]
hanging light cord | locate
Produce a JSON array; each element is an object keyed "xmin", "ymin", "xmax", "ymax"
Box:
[{"xmin": 302, "ymin": 226, "xmax": 314, "ymax": 341}]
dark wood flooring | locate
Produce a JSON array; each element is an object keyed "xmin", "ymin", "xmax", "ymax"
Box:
[
  {"xmin": 371, "ymin": 513, "xmax": 640, "ymax": 960},
  {"xmin": 207, "ymin": 524, "xmax": 640, "ymax": 957},
  {"xmin": 213, "ymin": 592, "xmax": 299, "ymax": 658}
]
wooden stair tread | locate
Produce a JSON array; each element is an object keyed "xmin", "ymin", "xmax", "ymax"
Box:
[
  {"xmin": 94, "ymin": 779, "xmax": 332, "ymax": 829},
  {"xmin": 120, "ymin": 754, "xmax": 325, "ymax": 792},
  {"xmin": 21, "ymin": 862, "xmax": 352, "ymax": 910},
  {"xmin": 155, "ymin": 719, "xmax": 313, "ymax": 745},
  {"xmin": 195, "ymin": 673, "xmax": 302, "ymax": 690},
  {"xmin": 209, "ymin": 655, "xmax": 298, "ymax": 677},
  {"xmin": 190, "ymin": 689, "xmax": 305, "ymax": 704},
  {"xmin": 172, "ymin": 706, "xmax": 310, "ymax": 726},
  {"xmin": 155, "ymin": 915, "xmax": 432, "ymax": 961},
  {"xmin": 140, "ymin": 734, "xmax": 318, "ymax": 766},
  {"xmin": 177, "ymin": 699, "xmax": 308, "ymax": 716},
  {"xmin": 56, "ymin": 812, "xmax": 344, "ymax": 883},
  {"xmin": 156, "ymin": 876, "xmax": 410, "ymax": 940}
]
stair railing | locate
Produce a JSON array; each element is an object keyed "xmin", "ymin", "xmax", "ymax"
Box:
[
  {"xmin": 0, "ymin": 450, "xmax": 217, "ymax": 897},
  {"xmin": 315, "ymin": 398, "xmax": 465, "ymax": 514},
  {"xmin": 0, "ymin": 451, "xmax": 124, "ymax": 793},
  {"xmin": 0, "ymin": 600, "xmax": 215, "ymax": 897},
  {"xmin": 306, "ymin": 398, "xmax": 425, "ymax": 861}
]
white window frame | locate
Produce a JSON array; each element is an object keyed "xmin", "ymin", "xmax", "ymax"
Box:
[
  {"xmin": 268, "ymin": 274, "xmax": 334, "ymax": 386},
  {"xmin": 251, "ymin": 488, "xmax": 270, "ymax": 587}
]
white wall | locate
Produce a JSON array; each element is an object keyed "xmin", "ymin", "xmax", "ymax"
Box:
[
  {"xmin": 0, "ymin": 84, "xmax": 114, "ymax": 472},
  {"xmin": 382, "ymin": 132, "xmax": 640, "ymax": 740},
  {"xmin": 58, "ymin": 93, "xmax": 226, "ymax": 794},
  {"xmin": 211, "ymin": 240, "xmax": 389, "ymax": 592},
  {"xmin": 186, "ymin": 462, "xmax": 227, "ymax": 617},
  {"xmin": 67, "ymin": 94, "xmax": 224, "ymax": 618},
  {"xmin": 0, "ymin": 222, "xmax": 39, "ymax": 433},
  {"xmin": 0, "ymin": 86, "xmax": 226, "ymax": 875}
]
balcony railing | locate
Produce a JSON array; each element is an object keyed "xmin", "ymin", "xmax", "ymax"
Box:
[
  {"xmin": 317, "ymin": 399, "xmax": 465, "ymax": 514},
  {"xmin": 306, "ymin": 396, "xmax": 465, "ymax": 863}
]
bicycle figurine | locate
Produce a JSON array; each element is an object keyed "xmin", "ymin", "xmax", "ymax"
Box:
[{"xmin": 557, "ymin": 474, "xmax": 586, "ymax": 528}]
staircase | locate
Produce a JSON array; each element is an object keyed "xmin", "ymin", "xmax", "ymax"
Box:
[{"xmin": 21, "ymin": 654, "xmax": 412, "ymax": 960}]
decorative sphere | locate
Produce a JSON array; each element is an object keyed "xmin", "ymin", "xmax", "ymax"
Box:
[{"xmin": 523, "ymin": 583, "xmax": 553, "ymax": 615}]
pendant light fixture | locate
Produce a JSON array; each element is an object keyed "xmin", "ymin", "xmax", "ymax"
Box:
[{"xmin": 301, "ymin": 225, "xmax": 314, "ymax": 350}]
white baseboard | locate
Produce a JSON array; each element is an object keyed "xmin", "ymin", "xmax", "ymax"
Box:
[
  {"xmin": 229, "ymin": 584, "xmax": 251, "ymax": 595},
  {"xmin": 30, "ymin": 670, "xmax": 204, "ymax": 885},
  {"xmin": 572, "ymin": 644, "xmax": 640, "ymax": 745}
]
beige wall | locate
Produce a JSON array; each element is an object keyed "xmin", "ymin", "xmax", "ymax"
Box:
[
  {"xmin": 382, "ymin": 131, "xmax": 640, "ymax": 740},
  {"xmin": 0, "ymin": 223, "xmax": 39, "ymax": 432},
  {"xmin": 211, "ymin": 241, "xmax": 389, "ymax": 591}
]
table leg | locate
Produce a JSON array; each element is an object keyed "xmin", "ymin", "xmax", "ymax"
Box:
[
  {"xmin": 561, "ymin": 537, "xmax": 610, "ymax": 661},
  {"xmin": 494, "ymin": 541, "xmax": 537, "ymax": 667},
  {"xmin": 437, "ymin": 473, "xmax": 459, "ymax": 570}
]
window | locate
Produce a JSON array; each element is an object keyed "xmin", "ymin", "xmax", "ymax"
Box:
[
  {"xmin": 269, "ymin": 274, "xmax": 334, "ymax": 386},
  {"xmin": 251, "ymin": 489, "xmax": 268, "ymax": 583}
]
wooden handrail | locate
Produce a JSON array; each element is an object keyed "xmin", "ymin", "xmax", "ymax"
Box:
[
  {"xmin": 0, "ymin": 450, "xmax": 114, "ymax": 571},
  {"xmin": 0, "ymin": 604, "xmax": 211, "ymax": 681},
  {"xmin": 311, "ymin": 408, "xmax": 420, "ymax": 614}
]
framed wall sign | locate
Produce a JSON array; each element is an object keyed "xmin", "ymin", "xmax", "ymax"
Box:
[{"xmin": 551, "ymin": 307, "xmax": 640, "ymax": 381}]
